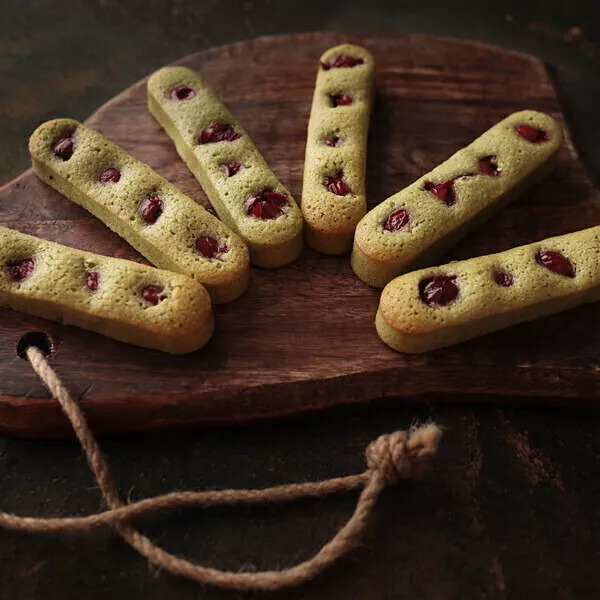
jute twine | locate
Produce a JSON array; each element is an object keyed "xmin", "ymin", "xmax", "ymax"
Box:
[{"xmin": 0, "ymin": 346, "xmax": 442, "ymax": 592}]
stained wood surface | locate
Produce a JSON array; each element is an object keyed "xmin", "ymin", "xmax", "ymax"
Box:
[{"xmin": 0, "ymin": 32, "xmax": 599, "ymax": 436}]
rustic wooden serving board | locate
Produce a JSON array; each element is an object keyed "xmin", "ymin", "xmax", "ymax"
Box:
[{"xmin": 1, "ymin": 32, "xmax": 599, "ymax": 437}]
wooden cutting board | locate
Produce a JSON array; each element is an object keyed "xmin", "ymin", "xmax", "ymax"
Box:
[{"xmin": 1, "ymin": 32, "xmax": 599, "ymax": 437}]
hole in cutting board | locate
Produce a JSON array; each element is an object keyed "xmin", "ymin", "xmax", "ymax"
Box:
[{"xmin": 16, "ymin": 331, "xmax": 54, "ymax": 360}]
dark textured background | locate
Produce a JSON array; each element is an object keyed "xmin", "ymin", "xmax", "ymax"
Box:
[{"xmin": 1, "ymin": 1, "xmax": 600, "ymax": 598}]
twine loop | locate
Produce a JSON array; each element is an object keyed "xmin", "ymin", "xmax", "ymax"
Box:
[{"xmin": 0, "ymin": 346, "xmax": 442, "ymax": 592}]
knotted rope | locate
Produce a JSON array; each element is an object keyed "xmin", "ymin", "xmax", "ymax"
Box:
[{"xmin": 0, "ymin": 346, "xmax": 442, "ymax": 592}]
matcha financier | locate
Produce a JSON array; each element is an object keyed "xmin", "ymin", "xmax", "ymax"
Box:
[
  {"xmin": 352, "ymin": 110, "xmax": 563, "ymax": 288},
  {"xmin": 147, "ymin": 66, "xmax": 303, "ymax": 268},
  {"xmin": 302, "ymin": 44, "xmax": 375, "ymax": 254},
  {"xmin": 29, "ymin": 118, "xmax": 249, "ymax": 305},
  {"xmin": 0, "ymin": 226, "xmax": 213, "ymax": 354},
  {"xmin": 376, "ymin": 226, "xmax": 600, "ymax": 354}
]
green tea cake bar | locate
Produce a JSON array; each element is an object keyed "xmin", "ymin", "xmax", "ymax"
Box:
[
  {"xmin": 147, "ymin": 66, "xmax": 303, "ymax": 268},
  {"xmin": 377, "ymin": 226, "xmax": 600, "ymax": 353},
  {"xmin": 0, "ymin": 226, "xmax": 213, "ymax": 354},
  {"xmin": 29, "ymin": 119, "xmax": 249, "ymax": 304},
  {"xmin": 302, "ymin": 44, "xmax": 375, "ymax": 254},
  {"xmin": 352, "ymin": 110, "xmax": 563, "ymax": 287}
]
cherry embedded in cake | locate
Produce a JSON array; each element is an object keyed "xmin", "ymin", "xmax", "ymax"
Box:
[
  {"xmin": 140, "ymin": 196, "xmax": 164, "ymax": 224},
  {"xmin": 479, "ymin": 155, "xmax": 501, "ymax": 177},
  {"xmin": 324, "ymin": 135, "xmax": 342, "ymax": 147},
  {"xmin": 53, "ymin": 135, "xmax": 75, "ymax": 161},
  {"xmin": 321, "ymin": 55, "xmax": 364, "ymax": 70},
  {"xmin": 85, "ymin": 270, "xmax": 100, "ymax": 292},
  {"xmin": 99, "ymin": 167, "xmax": 121, "ymax": 184},
  {"xmin": 170, "ymin": 86, "xmax": 196, "ymax": 101},
  {"xmin": 140, "ymin": 284, "xmax": 165, "ymax": 306},
  {"xmin": 494, "ymin": 270, "xmax": 513, "ymax": 287},
  {"xmin": 383, "ymin": 208, "xmax": 411, "ymax": 232},
  {"xmin": 195, "ymin": 235, "xmax": 228, "ymax": 261},
  {"xmin": 424, "ymin": 180, "xmax": 456, "ymax": 206},
  {"xmin": 419, "ymin": 275, "xmax": 459, "ymax": 307},
  {"xmin": 222, "ymin": 162, "xmax": 242, "ymax": 177},
  {"xmin": 198, "ymin": 123, "xmax": 241, "ymax": 144},
  {"xmin": 515, "ymin": 124, "xmax": 549, "ymax": 143},
  {"xmin": 246, "ymin": 190, "xmax": 288, "ymax": 220},
  {"xmin": 6, "ymin": 257, "xmax": 35, "ymax": 283},
  {"xmin": 325, "ymin": 171, "xmax": 351, "ymax": 196},
  {"xmin": 330, "ymin": 94, "xmax": 353, "ymax": 107},
  {"xmin": 536, "ymin": 250, "xmax": 575, "ymax": 277}
]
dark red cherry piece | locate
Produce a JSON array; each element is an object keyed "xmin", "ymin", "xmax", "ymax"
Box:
[
  {"xmin": 516, "ymin": 124, "xmax": 549, "ymax": 143},
  {"xmin": 140, "ymin": 284, "xmax": 165, "ymax": 306},
  {"xmin": 246, "ymin": 190, "xmax": 288, "ymax": 220},
  {"xmin": 424, "ymin": 180, "xmax": 456, "ymax": 206},
  {"xmin": 198, "ymin": 123, "xmax": 241, "ymax": 144},
  {"xmin": 326, "ymin": 171, "xmax": 351, "ymax": 196},
  {"xmin": 419, "ymin": 275, "xmax": 459, "ymax": 307},
  {"xmin": 479, "ymin": 155, "xmax": 501, "ymax": 177},
  {"xmin": 252, "ymin": 202, "xmax": 280, "ymax": 220},
  {"xmin": 170, "ymin": 86, "xmax": 196, "ymax": 101},
  {"xmin": 330, "ymin": 94, "xmax": 353, "ymax": 107},
  {"xmin": 53, "ymin": 135, "xmax": 75, "ymax": 161},
  {"xmin": 195, "ymin": 236, "xmax": 228, "ymax": 261},
  {"xmin": 494, "ymin": 270, "xmax": 513, "ymax": 287},
  {"xmin": 321, "ymin": 55, "xmax": 364, "ymax": 70},
  {"xmin": 99, "ymin": 167, "xmax": 121, "ymax": 183},
  {"xmin": 383, "ymin": 208, "xmax": 411, "ymax": 232},
  {"xmin": 536, "ymin": 250, "xmax": 575, "ymax": 278},
  {"xmin": 6, "ymin": 258, "xmax": 34, "ymax": 283},
  {"xmin": 85, "ymin": 271, "xmax": 100, "ymax": 292},
  {"xmin": 222, "ymin": 162, "xmax": 242, "ymax": 177},
  {"xmin": 140, "ymin": 196, "xmax": 163, "ymax": 224},
  {"xmin": 325, "ymin": 135, "xmax": 342, "ymax": 147}
]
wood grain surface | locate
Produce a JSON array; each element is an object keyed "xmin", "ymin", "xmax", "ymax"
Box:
[{"xmin": 1, "ymin": 32, "xmax": 599, "ymax": 437}]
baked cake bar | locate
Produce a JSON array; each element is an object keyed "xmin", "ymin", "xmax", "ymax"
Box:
[
  {"xmin": 352, "ymin": 110, "xmax": 563, "ymax": 287},
  {"xmin": 0, "ymin": 226, "xmax": 213, "ymax": 354},
  {"xmin": 377, "ymin": 226, "xmax": 600, "ymax": 353},
  {"xmin": 302, "ymin": 44, "xmax": 375, "ymax": 254},
  {"xmin": 147, "ymin": 66, "xmax": 303, "ymax": 268},
  {"xmin": 29, "ymin": 118, "xmax": 249, "ymax": 304}
]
